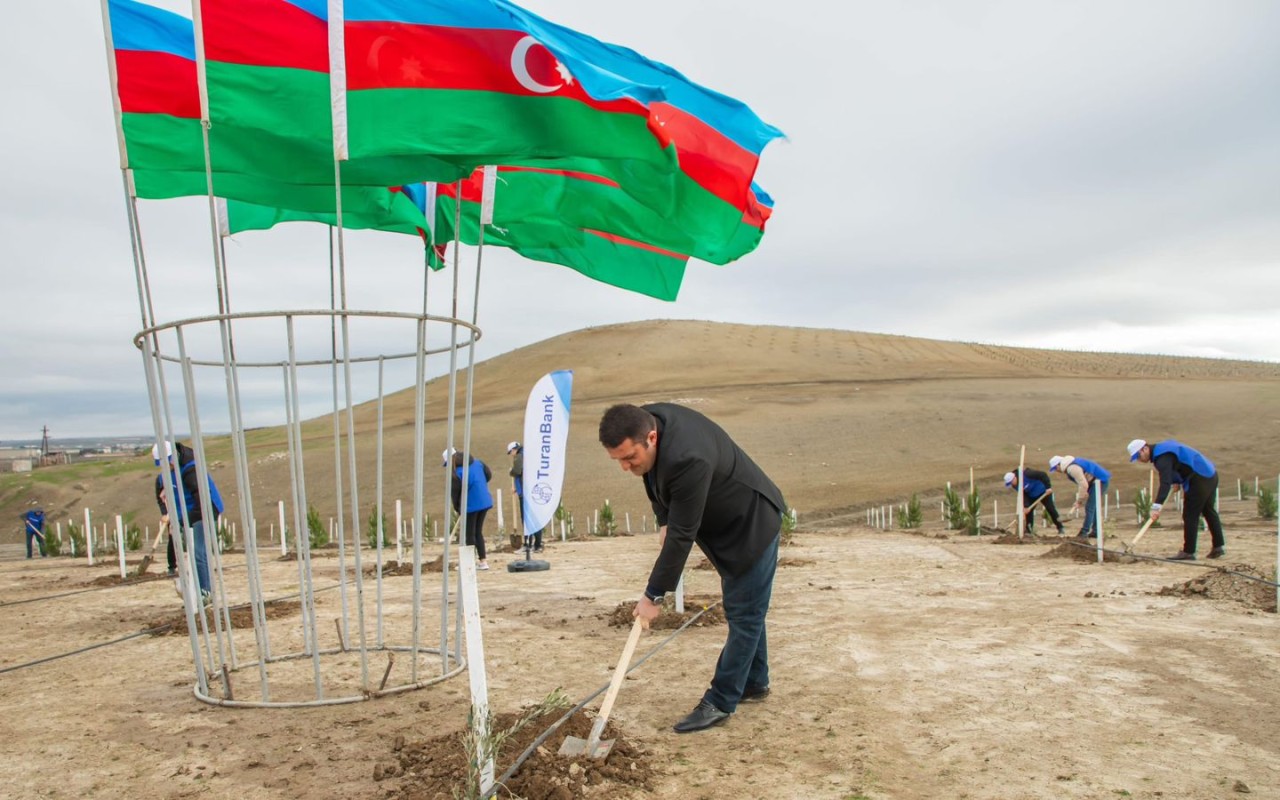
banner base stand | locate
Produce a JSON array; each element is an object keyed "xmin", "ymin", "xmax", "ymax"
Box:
[{"xmin": 506, "ymin": 559, "xmax": 551, "ymax": 573}]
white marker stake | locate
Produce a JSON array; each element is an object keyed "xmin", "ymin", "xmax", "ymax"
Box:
[
  {"xmin": 888, "ymin": 504, "xmax": 893, "ymax": 528},
  {"xmin": 395, "ymin": 500, "xmax": 404, "ymax": 563},
  {"xmin": 675, "ymin": 574, "xmax": 685, "ymax": 614},
  {"xmin": 1237, "ymin": 479, "xmax": 1242, "ymax": 501},
  {"xmin": 993, "ymin": 500, "xmax": 997, "ymax": 528},
  {"xmin": 458, "ymin": 546, "xmax": 494, "ymax": 793},
  {"xmin": 85, "ymin": 508, "xmax": 94, "ymax": 566},
  {"xmin": 278, "ymin": 501, "xmax": 287, "ymax": 556},
  {"xmin": 1095, "ymin": 485, "xmax": 1104, "ymax": 564},
  {"xmin": 116, "ymin": 515, "xmax": 127, "ymax": 578},
  {"xmin": 625, "ymin": 512, "xmax": 631, "ymax": 534},
  {"xmin": 495, "ymin": 489, "xmax": 504, "ymax": 533}
]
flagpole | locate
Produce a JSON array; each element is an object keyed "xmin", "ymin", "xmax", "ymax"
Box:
[
  {"xmin": 327, "ymin": 0, "xmax": 371, "ymax": 693},
  {"xmin": 190, "ymin": 0, "xmax": 276, "ymax": 699}
]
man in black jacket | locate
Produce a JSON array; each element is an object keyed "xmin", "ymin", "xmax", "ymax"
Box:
[{"xmin": 599, "ymin": 403, "xmax": 786, "ymax": 733}]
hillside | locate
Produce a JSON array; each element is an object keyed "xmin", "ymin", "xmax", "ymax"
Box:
[{"xmin": 5, "ymin": 320, "xmax": 1280, "ymax": 546}]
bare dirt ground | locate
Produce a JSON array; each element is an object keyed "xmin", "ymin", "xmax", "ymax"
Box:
[{"xmin": 2, "ymin": 499, "xmax": 1276, "ymax": 799}]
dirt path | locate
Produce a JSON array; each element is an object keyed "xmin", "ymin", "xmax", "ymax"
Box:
[{"xmin": 1, "ymin": 516, "xmax": 1277, "ymax": 799}]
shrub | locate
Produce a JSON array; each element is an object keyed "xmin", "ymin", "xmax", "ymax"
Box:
[
  {"xmin": 216, "ymin": 522, "xmax": 233, "ymax": 553},
  {"xmin": 1133, "ymin": 489, "xmax": 1158, "ymax": 525},
  {"xmin": 900, "ymin": 494, "xmax": 923, "ymax": 529},
  {"xmin": 1259, "ymin": 487, "xmax": 1278, "ymax": 520},
  {"xmin": 307, "ymin": 505, "xmax": 329, "ymax": 548},
  {"xmin": 780, "ymin": 507, "xmax": 798, "ymax": 545},
  {"xmin": 554, "ymin": 502, "xmax": 574, "ymax": 537},
  {"xmin": 125, "ymin": 523, "xmax": 143, "ymax": 552},
  {"xmin": 65, "ymin": 521, "xmax": 84, "ymax": 557},
  {"xmin": 596, "ymin": 500, "xmax": 617, "ymax": 537},
  {"xmin": 44, "ymin": 528, "xmax": 62, "ymax": 557},
  {"xmin": 944, "ymin": 484, "xmax": 981, "ymax": 535},
  {"xmin": 367, "ymin": 505, "xmax": 389, "ymax": 549}
]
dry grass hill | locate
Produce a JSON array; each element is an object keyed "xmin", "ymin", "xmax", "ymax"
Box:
[{"xmin": 5, "ymin": 319, "xmax": 1280, "ymax": 545}]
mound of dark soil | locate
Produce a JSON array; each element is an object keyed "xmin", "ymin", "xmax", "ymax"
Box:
[
  {"xmin": 1157, "ymin": 564, "xmax": 1277, "ymax": 612},
  {"xmin": 86, "ymin": 571, "xmax": 168, "ymax": 587},
  {"xmin": 362, "ymin": 557, "xmax": 443, "ymax": 577},
  {"xmin": 1040, "ymin": 541, "xmax": 1130, "ymax": 563},
  {"xmin": 383, "ymin": 708, "xmax": 654, "ymax": 799},
  {"xmin": 145, "ymin": 599, "xmax": 301, "ymax": 636},
  {"xmin": 606, "ymin": 595, "xmax": 724, "ymax": 629}
]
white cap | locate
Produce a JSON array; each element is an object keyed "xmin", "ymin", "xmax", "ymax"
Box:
[
  {"xmin": 1127, "ymin": 438, "xmax": 1147, "ymax": 462},
  {"xmin": 1048, "ymin": 455, "xmax": 1064, "ymax": 472},
  {"xmin": 151, "ymin": 441, "xmax": 172, "ymax": 464},
  {"xmin": 506, "ymin": 441, "xmax": 521, "ymax": 454},
  {"xmin": 1003, "ymin": 472, "xmax": 1015, "ymax": 487},
  {"xmin": 441, "ymin": 447, "xmax": 455, "ymax": 466}
]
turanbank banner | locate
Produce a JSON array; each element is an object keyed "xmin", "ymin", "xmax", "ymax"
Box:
[{"xmin": 521, "ymin": 370, "xmax": 573, "ymax": 536}]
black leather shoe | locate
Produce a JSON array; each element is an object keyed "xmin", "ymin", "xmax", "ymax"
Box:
[
  {"xmin": 1168, "ymin": 551, "xmax": 1197, "ymax": 561},
  {"xmin": 673, "ymin": 700, "xmax": 730, "ymax": 733},
  {"xmin": 740, "ymin": 685, "xmax": 771, "ymax": 703},
  {"xmin": 1207, "ymin": 547, "xmax": 1225, "ymax": 559}
]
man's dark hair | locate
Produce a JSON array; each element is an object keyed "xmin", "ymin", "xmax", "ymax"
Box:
[{"xmin": 598, "ymin": 404, "xmax": 656, "ymax": 448}]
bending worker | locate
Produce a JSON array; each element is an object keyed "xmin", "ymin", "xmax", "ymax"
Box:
[
  {"xmin": 599, "ymin": 402, "xmax": 785, "ymax": 734},
  {"xmin": 1127, "ymin": 438, "xmax": 1225, "ymax": 561},
  {"xmin": 1003, "ymin": 468, "xmax": 1065, "ymax": 535},
  {"xmin": 1048, "ymin": 455, "xmax": 1110, "ymax": 540}
]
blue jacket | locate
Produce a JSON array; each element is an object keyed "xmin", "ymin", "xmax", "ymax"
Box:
[
  {"xmin": 1067, "ymin": 457, "xmax": 1111, "ymax": 486},
  {"xmin": 23, "ymin": 510, "xmax": 45, "ymax": 534},
  {"xmin": 1152, "ymin": 440, "xmax": 1216, "ymax": 502},
  {"xmin": 450, "ymin": 458, "xmax": 494, "ymax": 514}
]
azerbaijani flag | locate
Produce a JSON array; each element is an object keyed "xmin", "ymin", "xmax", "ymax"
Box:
[
  {"xmin": 225, "ymin": 184, "xmax": 433, "ymax": 243},
  {"xmin": 438, "ymin": 171, "xmax": 688, "ymax": 301},
  {"xmin": 104, "ymin": 0, "xmax": 443, "ymax": 241},
  {"xmin": 342, "ymin": 0, "xmax": 778, "ymax": 252}
]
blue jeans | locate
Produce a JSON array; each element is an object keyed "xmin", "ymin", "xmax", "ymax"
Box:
[
  {"xmin": 1080, "ymin": 481, "xmax": 1107, "ymax": 537},
  {"xmin": 180, "ymin": 520, "xmax": 211, "ymax": 594},
  {"xmin": 704, "ymin": 534, "xmax": 779, "ymax": 713},
  {"xmin": 26, "ymin": 529, "xmax": 46, "ymax": 558}
]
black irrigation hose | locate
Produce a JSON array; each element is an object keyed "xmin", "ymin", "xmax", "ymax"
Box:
[
  {"xmin": 0, "ymin": 624, "xmax": 175, "ymax": 675},
  {"xmin": 0, "ymin": 581, "xmax": 344, "ymax": 676},
  {"xmin": 482, "ymin": 600, "xmax": 725, "ymax": 799},
  {"xmin": 0, "ymin": 562, "xmax": 250, "ymax": 609},
  {"xmin": 1061, "ymin": 539, "xmax": 1279, "ymax": 588}
]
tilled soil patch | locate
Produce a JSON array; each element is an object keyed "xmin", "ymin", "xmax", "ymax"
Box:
[
  {"xmin": 1157, "ymin": 563, "xmax": 1277, "ymax": 612},
  {"xmin": 605, "ymin": 595, "xmax": 725, "ymax": 629},
  {"xmin": 144, "ymin": 599, "xmax": 302, "ymax": 636},
  {"xmin": 382, "ymin": 707, "xmax": 654, "ymax": 800}
]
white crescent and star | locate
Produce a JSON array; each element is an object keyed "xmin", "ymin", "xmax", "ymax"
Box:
[{"xmin": 511, "ymin": 35, "xmax": 564, "ymax": 94}]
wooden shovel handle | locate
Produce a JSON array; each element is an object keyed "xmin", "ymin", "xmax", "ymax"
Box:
[
  {"xmin": 1128, "ymin": 516, "xmax": 1156, "ymax": 549},
  {"xmin": 586, "ymin": 618, "xmax": 645, "ymax": 748}
]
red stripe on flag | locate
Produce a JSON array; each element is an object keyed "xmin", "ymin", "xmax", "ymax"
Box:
[
  {"xmin": 743, "ymin": 194, "xmax": 773, "ymax": 231},
  {"xmin": 649, "ymin": 102, "xmax": 758, "ymax": 212},
  {"xmin": 498, "ymin": 165, "xmax": 620, "ymax": 188},
  {"xmin": 435, "ymin": 169, "xmax": 487, "ymax": 204},
  {"xmin": 583, "ymin": 229, "xmax": 687, "ymax": 260},
  {"xmin": 202, "ymin": 0, "xmax": 327, "ymax": 72},
  {"xmin": 116, "ymin": 50, "xmax": 201, "ymax": 118},
  {"xmin": 345, "ymin": 22, "xmax": 645, "ymax": 117}
]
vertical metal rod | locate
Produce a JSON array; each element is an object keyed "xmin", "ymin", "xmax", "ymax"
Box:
[
  {"xmin": 286, "ymin": 316, "xmax": 323, "ymax": 699},
  {"xmin": 375, "ymin": 357, "xmax": 386, "ymax": 649}
]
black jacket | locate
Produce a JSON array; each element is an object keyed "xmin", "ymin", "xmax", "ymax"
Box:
[{"xmin": 641, "ymin": 403, "xmax": 786, "ymax": 595}]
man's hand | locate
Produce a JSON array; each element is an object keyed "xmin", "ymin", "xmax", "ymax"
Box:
[
  {"xmin": 159, "ymin": 514, "xmax": 169, "ymax": 527},
  {"xmin": 633, "ymin": 595, "xmax": 661, "ymax": 630},
  {"xmin": 658, "ymin": 525, "xmax": 667, "ymax": 548},
  {"xmin": 1150, "ymin": 505, "xmax": 1162, "ymax": 522}
]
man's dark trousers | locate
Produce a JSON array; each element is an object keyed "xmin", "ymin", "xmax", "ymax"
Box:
[
  {"xmin": 1182, "ymin": 473, "xmax": 1224, "ymax": 554},
  {"xmin": 705, "ymin": 534, "xmax": 779, "ymax": 714}
]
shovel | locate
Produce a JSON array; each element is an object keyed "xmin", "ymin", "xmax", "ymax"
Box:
[
  {"xmin": 1004, "ymin": 491, "xmax": 1051, "ymax": 533},
  {"xmin": 1122, "ymin": 516, "xmax": 1157, "ymax": 554},
  {"xmin": 135, "ymin": 519, "xmax": 170, "ymax": 577},
  {"xmin": 559, "ymin": 618, "xmax": 645, "ymax": 759}
]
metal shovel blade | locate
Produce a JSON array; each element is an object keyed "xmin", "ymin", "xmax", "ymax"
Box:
[{"xmin": 557, "ymin": 734, "xmax": 614, "ymax": 759}]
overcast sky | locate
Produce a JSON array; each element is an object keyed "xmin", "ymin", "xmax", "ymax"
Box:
[{"xmin": 2, "ymin": 0, "xmax": 1279, "ymax": 440}]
